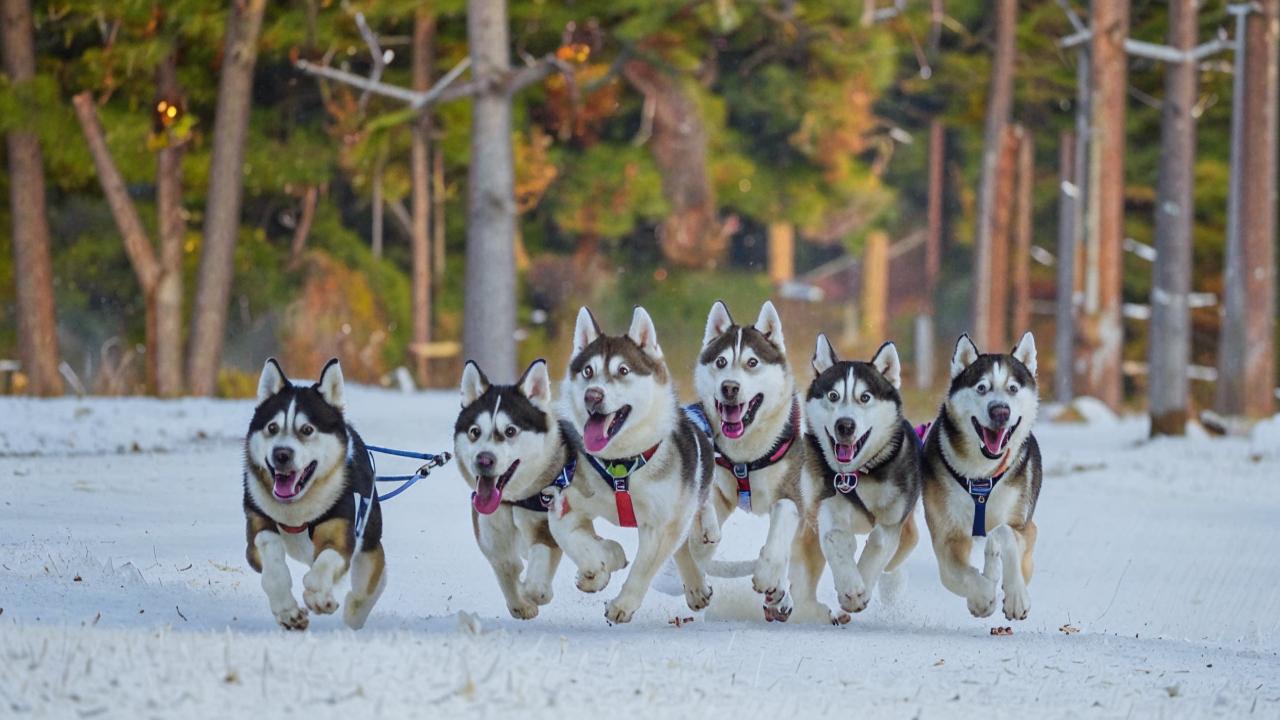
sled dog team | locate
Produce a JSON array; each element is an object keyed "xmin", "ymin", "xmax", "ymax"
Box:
[{"xmin": 241, "ymin": 301, "xmax": 1042, "ymax": 630}]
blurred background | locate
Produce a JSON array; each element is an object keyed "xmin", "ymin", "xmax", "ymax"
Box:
[{"xmin": 0, "ymin": 0, "xmax": 1276, "ymax": 431}]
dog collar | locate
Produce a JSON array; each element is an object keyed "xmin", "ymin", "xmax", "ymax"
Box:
[
  {"xmin": 583, "ymin": 443, "xmax": 661, "ymax": 528},
  {"xmin": 713, "ymin": 399, "xmax": 801, "ymax": 513},
  {"xmin": 940, "ymin": 444, "xmax": 1021, "ymax": 538}
]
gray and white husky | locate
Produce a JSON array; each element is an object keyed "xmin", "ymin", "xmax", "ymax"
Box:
[
  {"xmin": 922, "ymin": 332, "xmax": 1042, "ymax": 621},
  {"xmin": 548, "ymin": 306, "xmax": 716, "ymax": 624},
  {"xmin": 804, "ymin": 335, "xmax": 920, "ymax": 615},
  {"xmin": 689, "ymin": 301, "xmax": 821, "ymax": 622},
  {"xmin": 454, "ymin": 359, "xmax": 573, "ymax": 620},
  {"xmin": 243, "ymin": 358, "xmax": 385, "ymax": 631}
]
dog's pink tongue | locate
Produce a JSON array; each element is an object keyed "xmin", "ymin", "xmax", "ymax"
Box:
[
  {"xmin": 472, "ymin": 477, "xmax": 503, "ymax": 514},
  {"xmin": 273, "ymin": 472, "xmax": 299, "ymax": 499},
  {"xmin": 721, "ymin": 420, "xmax": 745, "ymax": 439},
  {"xmin": 835, "ymin": 443, "xmax": 855, "ymax": 463},
  {"xmin": 583, "ymin": 414, "xmax": 612, "ymax": 453},
  {"xmin": 981, "ymin": 426, "xmax": 1008, "ymax": 456}
]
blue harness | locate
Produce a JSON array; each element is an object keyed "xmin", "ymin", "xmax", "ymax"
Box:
[
  {"xmin": 509, "ymin": 457, "xmax": 578, "ymax": 512},
  {"xmin": 940, "ymin": 452, "xmax": 1014, "ymax": 538}
]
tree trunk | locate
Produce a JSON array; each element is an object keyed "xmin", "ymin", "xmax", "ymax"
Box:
[
  {"xmin": 987, "ymin": 126, "xmax": 1018, "ymax": 351},
  {"xmin": 1012, "ymin": 127, "xmax": 1033, "ymax": 338},
  {"xmin": 71, "ymin": 92, "xmax": 165, "ymax": 392},
  {"xmin": 1081, "ymin": 0, "xmax": 1128, "ymax": 409},
  {"xmin": 154, "ymin": 52, "xmax": 187, "ymax": 398},
  {"xmin": 464, "ymin": 0, "xmax": 518, "ymax": 382},
  {"xmin": 432, "ymin": 140, "xmax": 446, "ymax": 284},
  {"xmin": 186, "ymin": 0, "xmax": 267, "ymax": 396},
  {"xmin": 1054, "ymin": 131, "xmax": 1078, "ymax": 403},
  {"xmin": 972, "ymin": 0, "xmax": 1016, "ymax": 350},
  {"xmin": 2, "ymin": 0, "xmax": 62, "ymax": 395},
  {"xmin": 917, "ymin": 119, "xmax": 945, "ymax": 389},
  {"xmin": 1216, "ymin": 0, "xmax": 1279, "ymax": 418},
  {"xmin": 623, "ymin": 58, "xmax": 726, "ymax": 270},
  {"xmin": 862, "ymin": 231, "xmax": 889, "ymax": 345},
  {"xmin": 1149, "ymin": 0, "xmax": 1197, "ymax": 436},
  {"xmin": 371, "ymin": 157, "xmax": 385, "ymax": 260},
  {"xmin": 288, "ymin": 185, "xmax": 318, "ymax": 269},
  {"xmin": 766, "ymin": 222, "xmax": 794, "ymax": 284},
  {"xmin": 410, "ymin": 9, "xmax": 436, "ymax": 385}
]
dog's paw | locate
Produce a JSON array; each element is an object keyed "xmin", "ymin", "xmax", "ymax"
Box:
[
  {"xmin": 522, "ymin": 583, "xmax": 554, "ymax": 607},
  {"xmin": 684, "ymin": 583, "xmax": 713, "ymax": 612},
  {"xmin": 303, "ymin": 588, "xmax": 339, "ymax": 615},
  {"xmin": 699, "ymin": 520, "xmax": 721, "ymax": 546},
  {"xmin": 839, "ymin": 586, "xmax": 871, "ymax": 614},
  {"xmin": 751, "ymin": 556, "xmax": 786, "ymax": 597},
  {"xmin": 342, "ymin": 593, "xmax": 372, "ymax": 630},
  {"xmin": 509, "ymin": 603, "xmax": 539, "ymax": 620},
  {"xmin": 576, "ymin": 569, "xmax": 612, "ymax": 593},
  {"xmin": 275, "ymin": 606, "xmax": 310, "ymax": 631},
  {"xmin": 763, "ymin": 602, "xmax": 793, "ymax": 623},
  {"xmin": 605, "ymin": 598, "xmax": 637, "ymax": 625},
  {"xmin": 1002, "ymin": 587, "xmax": 1030, "ymax": 621},
  {"xmin": 967, "ymin": 578, "xmax": 998, "ymax": 618}
]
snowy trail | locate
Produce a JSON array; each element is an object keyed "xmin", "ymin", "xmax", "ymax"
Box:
[{"xmin": 1, "ymin": 388, "xmax": 1277, "ymax": 718}]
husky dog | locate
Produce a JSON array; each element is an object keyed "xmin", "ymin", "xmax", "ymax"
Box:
[
  {"xmin": 689, "ymin": 301, "xmax": 815, "ymax": 621},
  {"xmin": 454, "ymin": 359, "xmax": 573, "ymax": 620},
  {"xmin": 922, "ymin": 333, "xmax": 1042, "ymax": 620},
  {"xmin": 243, "ymin": 358, "xmax": 385, "ymax": 631},
  {"xmin": 804, "ymin": 335, "xmax": 920, "ymax": 615},
  {"xmin": 549, "ymin": 306, "xmax": 715, "ymax": 624}
]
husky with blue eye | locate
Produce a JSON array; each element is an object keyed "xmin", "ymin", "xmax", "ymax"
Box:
[
  {"xmin": 922, "ymin": 332, "xmax": 1042, "ymax": 621},
  {"xmin": 804, "ymin": 335, "xmax": 921, "ymax": 615},
  {"xmin": 549, "ymin": 306, "xmax": 716, "ymax": 625},
  {"xmin": 453, "ymin": 359, "xmax": 574, "ymax": 620},
  {"xmin": 243, "ymin": 358, "xmax": 385, "ymax": 631}
]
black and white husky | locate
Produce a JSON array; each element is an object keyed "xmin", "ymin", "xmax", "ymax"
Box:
[
  {"xmin": 922, "ymin": 333, "xmax": 1042, "ymax": 621},
  {"xmin": 804, "ymin": 335, "xmax": 921, "ymax": 615},
  {"xmin": 243, "ymin": 358, "xmax": 385, "ymax": 630},
  {"xmin": 549, "ymin": 306, "xmax": 716, "ymax": 624},
  {"xmin": 689, "ymin": 301, "xmax": 816, "ymax": 622},
  {"xmin": 454, "ymin": 359, "xmax": 573, "ymax": 620}
]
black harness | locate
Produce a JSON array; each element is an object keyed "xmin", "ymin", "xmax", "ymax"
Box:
[{"xmin": 507, "ymin": 454, "xmax": 578, "ymax": 513}]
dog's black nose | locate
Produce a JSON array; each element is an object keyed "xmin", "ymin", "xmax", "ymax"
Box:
[
  {"xmin": 476, "ymin": 451, "xmax": 497, "ymax": 472},
  {"xmin": 272, "ymin": 446, "xmax": 294, "ymax": 467},
  {"xmin": 584, "ymin": 387, "xmax": 605, "ymax": 412},
  {"xmin": 988, "ymin": 402, "xmax": 1011, "ymax": 427},
  {"xmin": 834, "ymin": 417, "xmax": 856, "ymax": 439},
  {"xmin": 721, "ymin": 381, "xmax": 740, "ymax": 402}
]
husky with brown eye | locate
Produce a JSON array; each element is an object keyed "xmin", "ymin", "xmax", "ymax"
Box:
[
  {"xmin": 920, "ymin": 332, "xmax": 1043, "ymax": 622},
  {"xmin": 243, "ymin": 358, "xmax": 385, "ymax": 631}
]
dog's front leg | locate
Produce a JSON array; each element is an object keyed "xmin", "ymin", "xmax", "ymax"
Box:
[
  {"xmin": 856, "ymin": 520, "xmax": 904, "ymax": 603},
  {"xmin": 672, "ymin": 542, "xmax": 713, "ymax": 611},
  {"xmin": 476, "ymin": 508, "xmax": 538, "ymax": 619},
  {"xmin": 986, "ymin": 524, "xmax": 1031, "ymax": 620},
  {"xmin": 818, "ymin": 499, "xmax": 868, "ymax": 614},
  {"xmin": 253, "ymin": 531, "xmax": 308, "ymax": 630},
  {"xmin": 688, "ymin": 487, "xmax": 735, "ymax": 570},
  {"xmin": 302, "ymin": 519, "xmax": 352, "ymax": 616},
  {"xmin": 753, "ymin": 498, "xmax": 800, "ymax": 613},
  {"xmin": 606, "ymin": 519, "xmax": 684, "ymax": 624},
  {"xmin": 343, "ymin": 544, "xmax": 386, "ymax": 630},
  {"xmin": 548, "ymin": 493, "xmax": 627, "ymax": 594},
  {"xmin": 934, "ymin": 531, "xmax": 997, "ymax": 618},
  {"xmin": 514, "ymin": 513, "xmax": 561, "ymax": 607}
]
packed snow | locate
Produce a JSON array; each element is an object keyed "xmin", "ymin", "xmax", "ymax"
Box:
[{"xmin": 1, "ymin": 386, "xmax": 1277, "ymax": 718}]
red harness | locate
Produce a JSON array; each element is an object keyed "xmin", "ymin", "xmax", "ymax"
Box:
[{"xmin": 583, "ymin": 443, "xmax": 662, "ymax": 528}]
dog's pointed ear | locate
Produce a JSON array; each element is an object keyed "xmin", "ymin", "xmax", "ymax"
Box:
[
  {"xmin": 316, "ymin": 358, "xmax": 345, "ymax": 409},
  {"xmin": 1012, "ymin": 331, "xmax": 1038, "ymax": 377},
  {"xmin": 872, "ymin": 342, "xmax": 902, "ymax": 389},
  {"xmin": 257, "ymin": 358, "xmax": 288, "ymax": 402},
  {"xmin": 460, "ymin": 361, "xmax": 489, "ymax": 407},
  {"xmin": 703, "ymin": 300, "xmax": 734, "ymax": 346},
  {"xmin": 812, "ymin": 333, "xmax": 838, "ymax": 375},
  {"xmin": 627, "ymin": 306, "xmax": 663, "ymax": 358},
  {"xmin": 951, "ymin": 334, "xmax": 980, "ymax": 379},
  {"xmin": 573, "ymin": 307, "xmax": 600, "ymax": 355},
  {"xmin": 754, "ymin": 300, "xmax": 786, "ymax": 352},
  {"xmin": 517, "ymin": 359, "xmax": 551, "ymax": 407}
]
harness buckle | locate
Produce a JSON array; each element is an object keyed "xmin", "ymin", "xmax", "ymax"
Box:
[
  {"xmin": 834, "ymin": 472, "xmax": 859, "ymax": 494},
  {"xmin": 732, "ymin": 463, "xmax": 749, "ymax": 480}
]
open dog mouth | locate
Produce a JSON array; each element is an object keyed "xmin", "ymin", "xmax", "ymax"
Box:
[
  {"xmin": 472, "ymin": 459, "xmax": 521, "ymax": 515},
  {"xmin": 270, "ymin": 461, "xmax": 318, "ymax": 502},
  {"xmin": 716, "ymin": 393, "xmax": 765, "ymax": 439},
  {"xmin": 971, "ymin": 416, "xmax": 1022, "ymax": 459},
  {"xmin": 583, "ymin": 406, "xmax": 631, "ymax": 453},
  {"xmin": 827, "ymin": 428, "xmax": 872, "ymax": 465}
]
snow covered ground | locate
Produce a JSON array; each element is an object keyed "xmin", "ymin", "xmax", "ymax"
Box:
[{"xmin": 2, "ymin": 386, "xmax": 1278, "ymax": 718}]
